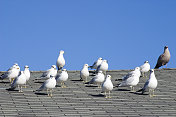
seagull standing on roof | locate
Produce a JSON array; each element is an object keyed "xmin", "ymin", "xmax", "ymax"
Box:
[
  {"xmin": 137, "ymin": 69, "xmax": 158, "ymax": 97},
  {"xmin": 36, "ymin": 75, "xmax": 56, "ymax": 97},
  {"xmin": 55, "ymin": 69, "xmax": 68, "ymax": 88},
  {"xmin": 96, "ymin": 60, "xmax": 108, "ymax": 74},
  {"xmin": 80, "ymin": 64, "xmax": 89, "ymax": 82},
  {"xmin": 41, "ymin": 65, "xmax": 57, "ymax": 79},
  {"xmin": 102, "ymin": 75, "xmax": 113, "ymax": 98},
  {"xmin": 89, "ymin": 57, "xmax": 103, "ymax": 69},
  {"xmin": 56, "ymin": 50, "xmax": 65, "ymax": 70},
  {"xmin": 140, "ymin": 61, "xmax": 150, "ymax": 78},
  {"xmin": 119, "ymin": 67, "xmax": 140, "ymax": 92},
  {"xmin": 0, "ymin": 64, "xmax": 20, "ymax": 83},
  {"xmin": 86, "ymin": 71, "xmax": 105, "ymax": 88},
  {"xmin": 155, "ymin": 46, "xmax": 171, "ymax": 69},
  {"xmin": 23, "ymin": 65, "xmax": 30, "ymax": 88},
  {"xmin": 10, "ymin": 71, "xmax": 26, "ymax": 92}
]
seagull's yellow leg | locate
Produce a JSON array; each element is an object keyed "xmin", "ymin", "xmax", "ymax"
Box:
[
  {"xmin": 47, "ymin": 89, "xmax": 50, "ymax": 96},
  {"xmin": 105, "ymin": 91, "xmax": 108, "ymax": 98},
  {"xmin": 63, "ymin": 82, "xmax": 67, "ymax": 88},
  {"xmin": 50, "ymin": 89, "xmax": 53, "ymax": 97},
  {"xmin": 152, "ymin": 90, "xmax": 156, "ymax": 97},
  {"xmin": 108, "ymin": 91, "xmax": 111, "ymax": 98}
]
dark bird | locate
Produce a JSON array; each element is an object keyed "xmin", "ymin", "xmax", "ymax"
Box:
[{"xmin": 154, "ymin": 46, "xmax": 170, "ymax": 69}]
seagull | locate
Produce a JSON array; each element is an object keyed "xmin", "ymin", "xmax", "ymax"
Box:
[
  {"xmin": 86, "ymin": 71, "xmax": 105, "ymax": 88},
  {"xmin": 56, "ymin": 50, "xmax": 65, "ymax": 70},
  {"xmin": 0, "ymin": 64, "xmax": 20, "ymax": 83},
  {"xmin": 140, "ymin": 61, "xmax": 150, "ymax": 78},
  {"xmin": 7, "ymin": 63, "xmax": 19, "ymax": 71},
  {"xmin": 55, "ymin": 69, "xmax": 68, "ymax": 88},
  {"xmin": 10, "ymin": 71, "xmax": 27, "ymax": 92},
  {"xmin": 155, "ymin": 46, "xmax": 171, "ymax": 69},
  {"xmin": 137, "ymin": 69, "xmax": 158, "ymax": 97},
  {"xmin": 36, "ymin": 75, "xmax": 56, "ymax": 97},
  {"xmin": 89, "ymin": 57, "xmax": 103, "ymax": 69},
  {"xmin": 41, "ymin": 65, "xmax": 57, "ymax": 79},
  {"xmin": 119, "ymin": 67, "xmax": 140, "ymax": 91},
  {"xmin": 80, "ymin": 64, "xmax": 89, "ymax": 82},
  {"xmin": 102, "ymin": 75, "xmax": 113, "ymax": 98},
  {"xmin": 23, "ymin": 65, "xmax": 30, "ymax": 88},
  {"xmin": 96, "ymin": 60, "xmax": 108, "ymax": 74},
  {"xmin": 122, "ymin": 67, "xmax": 141, "ymax": 81}
]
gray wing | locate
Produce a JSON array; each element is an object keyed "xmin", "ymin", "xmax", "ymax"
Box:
[
  {"xmin": 11, "ymin": 77, "xmax": 18, "ymax": 89},
  {"xmin": 88, "ymin": 77, "xmax": 95, "ymax": 84},
  {"xmin": 0, "ymin": 71, "xmax": 10, "ymax": 79},
  {"xmin": 55, "ymin": 74, "xmax": 60, "ymax": 81},
  {"xmin": 142, "ymin": 80, "xmax": 149, "ymax": 94},
  {"xmin": 155, "ymin": 54, "xmax": 164, "ymax": 69},
  {"xmin": 37, "ymin": 80, "xmax": 49, "ymax": 91},
  {"xmin": 41, "ymin": 70, "xmax": 50, "ymax": 77},
  {"xmin": 122, "ymin": 72, "xmax": 133, "ymax": 81},
  {"xmin": 90, "ymin": 61, "xmax": 97, "ymax": 69}
]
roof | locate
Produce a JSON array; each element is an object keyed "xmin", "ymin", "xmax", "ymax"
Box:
[{"xmin": 0, "ymin": 69, "xmax": 176, "ymax": 117}]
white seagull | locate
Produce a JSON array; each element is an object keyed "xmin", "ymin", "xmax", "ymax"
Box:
[
  {"xmin": 36, "ymin": 75, "xmax": 56, "ymax": 97},
  {"xmin": 55, "ymin": 69, "xmax": 68, "ymax": 88},
  {"xmin": 137, "ymin": 69, "xmax": 158, "ymax": 97},
  {"xmin": 89, "ymin": 57, "xmax": 103, "ymax": 69},
  {"xmin": 96, "ymin": 60, "xmax": 108, "ymax": 74},
  {"xmin": 102, "ymin": 75, "xmax": 113, "ymax": 98},
  {"xmin": 0, "ymin": 64, "xmax": 20, "ymax": 83},
  {"xmin": 23, "ymin": 65, "xmax": 30, "ymax": 88},
  {"xmin": 86, "ymin": 71, "xmax": 105, "ymax": 88},
  {"xmin": 119, "ymin": 67, "xmax": 140, "ymax": 91},
  {"xmin": 56, "ymin": 50, "xmax": 65, "ymax": 70},
  {"xmin": 122, "ymin": 67, "xmax": 141, "ymax": 80},
  {"xmin": 11, "ymin": 71, "xmax": 27, "ymax": 92},
  {"xmin": 80, "ymin": 64, "xmax": 89, "ymax": 82},
  {"xmin": 41, "ymin": 65, "xmax": 57, "ymax": 79},
  {"xmin": 140, "ymin": 61, "xmax": 150, "ymax": 77}
]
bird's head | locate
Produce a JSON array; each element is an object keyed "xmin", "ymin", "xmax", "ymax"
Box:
[{"xmin": 60, "ymin": 50, "xmax": 64, "ymax": 54}]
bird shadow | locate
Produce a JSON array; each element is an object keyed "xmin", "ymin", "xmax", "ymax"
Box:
[
  {"xmin": 6, "ymin": 88, "xmax": 19, "ymax": 92},
  {"xmin": 85, "ymin": 85, "xmax": 98, "ymax": 88},
  {"xmin": 115, "ymin": 79, "xmax": 122, "ymax": 81},
  {"xmin": 0, "ymin": 81, "xmax": 10, "ymax": 84},
  {"xmin": 90, "ymin": 94, "xmax": 105, "ymax": 97},
  {"xmin": 115, "ymin": 89, "xmax": 131, "ymax": 91},
  {"xmin": 34, "ymin": 81, "xmax": 44, "ymax": 84},
  {"xmin": 71, "ymin": 79, "xmax": 83, "ymax": 82},
  {"xmin": 130, "ymin": 92, "xmax": 148, "ymax": 95},
  {"xmin": 55, "ymin": 85, "xmax": 61, "ymax": 87},
  {"xmin": 35, "ymin": 92, "xmax": 48, "ymax": 95}
]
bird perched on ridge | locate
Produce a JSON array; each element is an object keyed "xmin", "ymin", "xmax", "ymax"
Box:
[
  {"xmin": 140, "ymin": 61, "xmax": 150, "ymax": 78},
  {"xmin": 41, "ymin": 65, "xmax": 57, "ymax": 79},
  {"xmin": 119, "ymin": 67, "xmax": 140, "ymax": 92},
  {"xmin": 155, "ymin": 46, "xmax": 171, "ymax": 69},
  {"xmin": 102, "ymin": 75, "xmax": 113, "ymax": 98},
  {"xmin": 23, "ymin": 65, "xmax": 30, "ymax": 88},
  {"xmin": 137, "ymin": 69, "xmax": 158, "ymax": 97},
  {"xmin": 96, "ymin": 60, "xmax": 108, "ymax": 74},
  {"xmin": 89, "ymin": 57, "xmax": 103, "ymax": 69},
  {"xmin": 10, "ymin": 71, "xmax": 26, "ymax": 92},
  {"xmin": 36, "ymin": 75, "xmax": 56, "ymax": 97},
  {"xmin": 86, "ymin": 71, "xmax": 105, "ymax": 88},
  {"xmin": 56, "ymin": 50, "xmax": 65, "ymax": 70},
  {"xmin": 55, "ymin": 69, "xmax": 68, "ymax": 88},
  {"xmin": 0, "ymin": 64, "xmax": 20, "ymax": 83},
  {"xmin": 80, "ymin": 64, "xmax": 89, "ymax": 82}
]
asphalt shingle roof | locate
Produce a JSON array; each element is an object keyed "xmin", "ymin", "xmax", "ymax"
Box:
[{"xmin": 0, "ymin": 69, "xmax": 176, "ymax": 117}]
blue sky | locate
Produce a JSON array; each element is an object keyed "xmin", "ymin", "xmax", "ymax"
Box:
[{"xmin": 0, "ymin": 0, "xmax": 175, "ymax": 71}]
